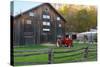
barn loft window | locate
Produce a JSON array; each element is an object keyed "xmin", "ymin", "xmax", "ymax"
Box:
[
  {"xmin": 43, "ymin": 28, "xmax": 50, "ymax": 31},
  {"xmin": 57, "ymin": 17, "xmax": 60, "ymax": 20},
  {"xmin": 29, "ymin": 12, "xmax": 35, "ymax": 16},
  {"xmin": 26, "ymin": 20, "xmax": 32, "ymax": 24},
  {"xmin": 43, "ymin": 15, "xmax": 50, "ymax": 19},
  {"xmin": 43, "ymin": 21, "xmax": 50, "ymax": 26},
  {"xmin": 43, "ymin": 8, "xmax": 49, "ymax": 14},
  {"xmin": 44, "ymin": 8, "xmax": 49, "ymax": 13}
]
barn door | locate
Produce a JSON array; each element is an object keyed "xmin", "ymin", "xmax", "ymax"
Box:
[
  {"xmin": 23, "ymin": 20, "xmax": 34, "ymax": 45},
  {"xmin": 41, "ymin": 33, "xmax": 48, "ymax": 43}
]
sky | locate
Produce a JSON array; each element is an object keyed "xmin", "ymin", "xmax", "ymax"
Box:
[
  {"xmin": 12, "ymin": 1, "xmax": 95, "ymax": 16},
  {"xmin": 13, "ymin": 1, "xmax": 42, "ymax": 16},
  {"xmin": 12, "ymin": 1, "xmax": 64, "ymax": 16}
]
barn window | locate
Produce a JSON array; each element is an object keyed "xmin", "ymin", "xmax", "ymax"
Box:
[
  {"xmin": 47, "ymin": 22, "xmax": 50, "ymax": 26},
  {"xmin": 43, "ymin": 8, "xmax": 49, "ymax": 14},
  {"xmin": 47, "ymin": 15, "xmax": 50, "ymax": 19},
  {"xmin": 26, "ymin": 20, "xmax": 32, "ymax": 24},
  {"xmin": 24, "ymin": 20, "xmax": 32, "ymax": 32},
  {"xmin": 29, "ymin": 12, "xmax": 35, "ymax": 16},
  {"xmin": 43, "ymin": 15, "xmax": 46, "ymax": 18},
  {"xmin": 43, "ymin": 28, "xmax": 50, "ymax": 31},
  {"xmin": 44, "ymin": 8, "xmax": 49, "ymax": 13},
  {"xmin": 43, "ymin": 22, "xmax": 50, "ymax": 26},
  {"xmin": 43, "ymin": 22, "xmax": 46, "ymax": 25},
  {"xmin": 57, "ymin": 17, "xmax": 60, "ymax": 20},
  {"xmin": 43, "ymin": 15, "xmax": 50, "ymax": 19},
  {"xmin": 58, "ymin": 24, "xmax": 61, "ymax": 27}
]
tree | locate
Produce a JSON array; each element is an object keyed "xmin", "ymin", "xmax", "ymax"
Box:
[{"xmin": 58, "ymin": 5, "xmax": 97, "ymax": 33}]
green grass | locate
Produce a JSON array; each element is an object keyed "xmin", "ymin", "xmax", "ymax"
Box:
[
  {"xmin": 14, "ymin": 54, "xmax": 48, "ymax": 62},
  {"xmin": 14, "ymin": 44, "xmax": 50, "ymax": 50},
  {"xmin": 13, "ymin": 42, "xmax": 97, "ymax": 66}
]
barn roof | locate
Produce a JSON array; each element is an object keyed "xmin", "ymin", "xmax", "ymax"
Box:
[{"xmin": 14, "ymin": 3, "xmax": 67, "ymax": 22}]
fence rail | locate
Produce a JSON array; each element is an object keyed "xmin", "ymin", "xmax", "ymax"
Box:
[
  {"xmin": 54, "ymin": 48, "xmax": 84, "ymax": 54},
  {"xmin": 54, "ymin": 52, "xmax": 83, "ymax": 59},
  {"xmin": 14, "ymin": 47, "xmax": 97, "ymax": 65}
]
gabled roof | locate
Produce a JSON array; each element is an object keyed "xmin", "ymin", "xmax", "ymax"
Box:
[{"xmin": 14, "ymin": 3, "xmax": 67, "ymax": 22}]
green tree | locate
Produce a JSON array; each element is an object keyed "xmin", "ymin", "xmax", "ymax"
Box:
[{"xmin": 58, "ymin": 5, "xmax": 97, "ymax": 33}]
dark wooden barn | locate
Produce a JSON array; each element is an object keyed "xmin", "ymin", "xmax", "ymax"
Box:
[{"xmin": 13, "ymin": 3, "xmax": 67, "ymax": 45}]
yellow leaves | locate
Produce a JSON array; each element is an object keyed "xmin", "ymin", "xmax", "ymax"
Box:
[
  {"xmin": 60, "ymin": 4, "xmax": 66, "ymax": 12},
  {"xmin": 59, "ymin": 4, "xmax": 66, "ymax": 12}
]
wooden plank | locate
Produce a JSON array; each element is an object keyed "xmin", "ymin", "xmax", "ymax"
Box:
[
  {"xmin": 48, "ymin": 48, "xmax": 53, "ymax": 64},
  {"xmin": 84, "ymin": 47, "xmax": 88, "ymax": 60}
]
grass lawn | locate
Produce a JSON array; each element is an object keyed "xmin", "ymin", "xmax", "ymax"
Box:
[{"xmin": 13, "ymin": 42, "xmax": 97, "ymax": 66}]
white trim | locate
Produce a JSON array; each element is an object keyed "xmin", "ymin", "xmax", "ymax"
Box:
[
  {"xmin": 43, "ymin": 28, "xmax": 50, "ymax": 31},
  {"xmin": 43, "ymin": 21, "xmax": 50, "ymax": 26},
  {"xmin": 43, "ymin": 15, "xmax": 50, "ymax": 19}
]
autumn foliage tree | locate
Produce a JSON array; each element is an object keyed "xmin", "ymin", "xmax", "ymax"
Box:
[{"xmin": 58, "ymin": 4, "xmax": 97, "ymax": 33}]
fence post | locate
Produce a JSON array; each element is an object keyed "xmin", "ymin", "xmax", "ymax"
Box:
[
  {"xmin": 84, "ymin": 47, "xmax": 88, "ymax": 60},
  {"xmin": 48, "ymin": 48, "xmax": 53, "ymax": 64}
]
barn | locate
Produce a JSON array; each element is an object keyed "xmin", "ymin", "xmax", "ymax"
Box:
[{"xmin": 12, "ymin": 3, "xmax": 67, "ymax": 45}]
